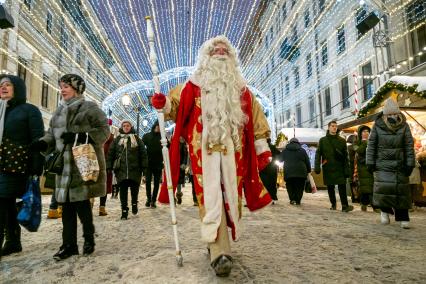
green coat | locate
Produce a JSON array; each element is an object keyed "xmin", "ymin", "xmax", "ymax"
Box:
[
  {"xmin": 354, "ymin": 141, "xmax": 374, "ymax": 194},
  {"xmin": 315, "ymin": 132, "xmax": 350, "ymax": 185}
]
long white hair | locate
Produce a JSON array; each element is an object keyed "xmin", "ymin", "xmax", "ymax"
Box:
[{"xmin": 190, "ymin": 36, "xmax": 247, "ymax": 149}]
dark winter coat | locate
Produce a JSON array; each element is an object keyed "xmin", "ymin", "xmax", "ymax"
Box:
[
  {"xmin": 42, "ymin": 98, "xmax": 110, "ymax": 203},
  {"xmin": 315, "ymin": 131, "xmax": 350, "ymax": 185},
  {"xmin": 259, "ymin": 140, "xmax": 280, "ymax": 200},
  {"xmin": 107, "ymin": 128, "xmax": 148, "ymax": 185},
  {"xmin": 280, "ymin": 140, "xmax": 311, "ymax": 181},
  {"xmin": 355, "ymin": 140, "xmax": 374, "ymax": 195},
  {"xmin": 366, "ymin": 113, "xmax": 415, "ymax": 209},
  {"xmin": 0, "ymin": 75, "xmax": 44, "ymax": 198},
  {"xmin": 142, "ymin": 122, "xmax": 163, "ymax": 170}
]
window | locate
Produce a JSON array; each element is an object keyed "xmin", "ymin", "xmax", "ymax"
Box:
[
  {"xmin": 285, "ymin": 110, "xmax": 291, "ymax": 127},
  {"xmin": 337, "ymin": 25, "xmax": 346, "ymax": 55},
  {"xmin": 355, "ymin": 6, "xmax": 368, "ymax": 39},
  {"xmin": 406, "ymin": 1, "xmax": 426, "ymax": 66},
  {"xmin": 41, "ymin": 74, "xmax": 49, "ymax": 108},
  {"xmin": 281, "ymin": 3, "xmax": 287, "ymax": 23},
  {"xmin": 76, "ymin": 48, "xmax": 81, "ymax": 65},
  {"xmin": 291, "ymin": 0, "xmax": 297, "ymax": 9},
  {"xmin": 270, "ymin": 26, "xmax": 274, "ymax": 44},
  {"xmin": 294, "ymin": 67, "xmax": 300, "ymax": 88},
  {"xmin": 87, "ymin": 60, "xmax": 92, "ymax": 75},
  {"xmin": 272, "ymin": 88, "xmax": 276, "ymax": 104},
  {"xmin": 304, "ymin": 9, "xmax": 310, "ymax": 28},
  {"xmin": 46, "ymin": 11, "xmax": 53, "ymax": 34},
  {"xmin": 324, "ymin": 87, "xmax": 331, "ymax": 116},
  {"xmin": 285, "ymin": 76, "xmax": 290, "ymax": 95},
  {"xmin": 318, "ymin": 0, "xmax": 325, "ymax": 11},
  {"xmin": 24, "ymin": 0, "xmax": 32, "ymax": 10},
  {"xmin": 272, "ymin": 56, "xmax": 275, "ymax": 69},
  {"xmin": 321, "ymin": 41, "xmax": 328, "ymax": 67},
  {"xmin": 406, "ymin": 1, "xmax": 426, "ymax": 28},
  {"xmin": 291, "ymin": 25, "xmax": 298, "ymax": 43},
  {"xmin": 306, "ymin": 53, "xmax": 312, "ymax": 78},
  {"xmin": 60, "ymin": 26, "xmax": 68, "ymax": 49},
  {"xmin": 362, "ymin": 62, "xmax": 374, "ymax": 100},
  {"xmin": 18, "ymin": 57, "xmax": 27, "ymax": 82},
  {"xmin": 57, "ymin": 52, "xmax": 63, "ymax": 69},
  {"xmin": 296, "ymin": 104, "xmax": 302, "ymax": 126},
  {"xmin": 340, "ymin": 76, "xmax": 350, "ymax": 109},
  {"xmin": 309, "ymin": 96, "xmax": 315, "ymax": 123}
]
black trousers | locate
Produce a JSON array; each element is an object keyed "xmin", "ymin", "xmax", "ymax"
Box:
[
  {"xmin": 119, "ymin": 179, "xmax": 140, "ymax": 210},
  {"xmin": 0, "ymin": 197, "xmax": 19, "ymax": 251},
  {"xmin": 360, "ymin": 193, "xmax": 377, "ymax": 208},
  {"xmin": 145, "ymin": 168, "xmax": 162, "ymax": 203},
  {"xmin": 286, "ymin": 178, "xmax": 306, "ymax": 204},
  {"xmin": 381, "ymin": 207, "xmax": 409, "ymax": 221},
  {"xmin": 327, "ymin": 184, "xmax": 349, "ymax": 207},
  {"xmin": 189, "ymin": 175, "xmax": 197, "ymax": 203},
  {"xmin": 61, "ymin": 199, "xmax": 94, "ymax": 248},
  {"xmin": 99, "ymin": 195, "xmax": 107, "ymax": 207}
]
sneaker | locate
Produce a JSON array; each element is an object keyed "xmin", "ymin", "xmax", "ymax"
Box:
[
  {"xmin": 47, "ymin": 209, "xmax": 60, "ymax": 219},
  {"xmin": 99, "ymin": 206, "xmax": 108, "ymax": 216},
  {"xmin": 342, "ymin": 205, "xmax": 354, "ymax": 212},
  {"xmin": 132, "ymin": 203, "xmax": 138, "ymax": 215},
  {"xmin": 361, "ymin": 205, "xmax": 367, "ymax": 212},
  {"xmin": 53, "ymin": 245, "xmax": 79, "ymax": 261},
  {"xmin": 380, "ymin": 212, "xmax": 390, "ymax": 224},
  {"xmin": 400, "ymin": 221, "xmax": 410, "ymax": 229}
]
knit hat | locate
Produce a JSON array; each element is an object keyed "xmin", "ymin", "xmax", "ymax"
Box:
[
  {"xmin": 121, "ymin": 119, "xmax": 133, "ymax": 127},
  {"xmin": 59, "ymin": 74, "xmax": 86, "ymax": 95},
  {"xmin": 382, "ymin": 98, "xmax": 400, "ymax": 115}
]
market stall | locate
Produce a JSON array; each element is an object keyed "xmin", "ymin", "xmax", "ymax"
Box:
[{"xmin": 339, "ymin": 76, "xmax": 426, "ymax": 206}]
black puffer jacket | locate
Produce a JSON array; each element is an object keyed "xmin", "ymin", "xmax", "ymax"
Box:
[
  {"xmin": 355, "ymin": 125, "xmax": 373, "ymax": 194},
  {"xmin": 280, "ymin": 140, "xmax": 311, "ymax": 181},
  {"xmin": 0, "ymin": 75, "xmax": 44, "ymax": 198},
  {"xmin": 366, "ymin": 112, "xmax": 415, "ymax": 209},
  {"xmin": 142, "ymin": 121, "xmax": 163, "ymax": 170},
  {"xmin": 107, "ymin": 127, "xmax": 148, "ymax": 184}
]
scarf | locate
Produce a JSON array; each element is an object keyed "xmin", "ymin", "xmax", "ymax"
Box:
[
  {"xmin": 119, "ymin": 133, "xmax": 138, "ymax": 148},
  {"xmin": 0, "ymin": 100, "xmax": 7, "ymax": 145}
]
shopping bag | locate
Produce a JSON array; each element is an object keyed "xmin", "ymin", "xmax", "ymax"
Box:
[
  {"xmin": 17, "ymin": 176, "xmax": 42, "ymax": 232},
  {"xmin": 72, "ymin": 133, "xmax": 99, "ymax": 182},
  {"xmin": 308, "ymin": 173, "xmax": 317, "ymax": 193}
]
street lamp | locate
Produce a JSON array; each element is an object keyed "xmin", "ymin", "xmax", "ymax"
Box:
[{"xmin": 121, "ymin": 93, "xmax": 142, "ymax": 136}]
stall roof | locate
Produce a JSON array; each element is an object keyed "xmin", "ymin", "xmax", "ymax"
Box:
[{"xmin": 280, "ymin": 128, "xmax": 326, "ymax": 143}]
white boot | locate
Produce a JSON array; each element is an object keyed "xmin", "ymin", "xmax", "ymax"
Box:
[
  {"xmin": 380, "ymin": 212, "xmax": 390, "ymax": 224},
  {"xmin": 400, "ymin": 221, "xmax": 410, "ymax": 229}
]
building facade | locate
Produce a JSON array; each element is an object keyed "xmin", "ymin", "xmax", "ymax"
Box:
[
  {"xmin": 0, "ymin": 0, "xmax": 128, "ymax": 126},
  {"xmin": 242, "ymin": 0, "xmax": 426, "ymax": 133}
]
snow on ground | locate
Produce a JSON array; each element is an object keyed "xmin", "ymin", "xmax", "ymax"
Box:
[{"xmin": 1, "ymin": 186, "xmax": 426, "ymax": 284}]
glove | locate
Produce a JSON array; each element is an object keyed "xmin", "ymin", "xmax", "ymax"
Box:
[
  {"xmin": 257, "ymin": 151, "xmax": 272, "ymax": 172},
  {"xmin": 29, "ymin": 140, "xmax": 48, "ymax": 152},
  {"xmin": 404, "ymin": 166, "xmax": 414, "ymax": 177},
  {"xmin": 151, "ymin": 93, "xmax": 166, "ymax": 109},
  {"xmin": 367, "ymin": 164, "xmax": 375, "ymax": 174}
]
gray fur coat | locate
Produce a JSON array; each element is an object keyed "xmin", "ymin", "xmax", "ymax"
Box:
[{"xmin": 42, "ymin": 97, "xmax": 110, "ymax": 203}]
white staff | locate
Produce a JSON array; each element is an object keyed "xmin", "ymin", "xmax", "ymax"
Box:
[{"xmin": 145, "ymin": 15, "xmax": 183, "ymax": 267}]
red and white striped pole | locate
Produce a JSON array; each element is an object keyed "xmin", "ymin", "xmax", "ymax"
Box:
[{"xmin": 353, "ymin": 73, "xmax": 359, "ymax": 115}]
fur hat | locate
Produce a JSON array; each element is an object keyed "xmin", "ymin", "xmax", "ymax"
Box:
[
  {"xmin": 59, "ymin": 74, "xmax": 86, "ymax": 95},
  {"xmin": 382, "ymin": 98, "xmax": 400, "ymax": 115}
]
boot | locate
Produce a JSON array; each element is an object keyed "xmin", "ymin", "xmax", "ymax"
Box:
[
  {"xmin": 176, "ymin": 192, "xmax": 183, "ymax": 205},
  {"xmin": 99, "ymin": 206, "xmax": 108, "ymax": 216},
  {"xmin": 83, "ymin": 237, "xmax": 95, "ymax": 255},
  {"xmin": 53, "ymin": 245, "xmax": 79, "ymax": 261},
  {"xmin": 131, "ymin": 203, "xmax": 138, "ymax": 215},
  {"xmin": 47, "ymin": 208, "xmax": 60, "ymax": 219},
  {"xmin": 211, "ymin": 254, "xmax": 233, "ymax": 277},
  {"xmin": 121, "ymin": 208, "xmax": 129, "ymax": 220},
  {"xmin": 1, "ymin": 225, "xmax": 22, "ymax": 256},
  {"xmin": 145, "ymin": 200, "xmax": 151, "ymax": 208},
  {"xmin": 150, "ymin": 201, "xmax": 156, "ymax": 208},
  {"xmin": 342, "ymin": 205, "xmax": 354, "ymax": 212}
]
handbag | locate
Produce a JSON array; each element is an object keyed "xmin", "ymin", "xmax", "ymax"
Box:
[
  {"xmin": 44, "ymin": 148, "xmax": 65, "ymax": 175},
  {"xmin": 72, "ymin": 133, "xmax": 99, "ymax": 182},
  {"xmin": 0, "ymin": 138, "xmax": 29, "ymax": 174},
  {"xmin": 17, "ymin": 176, "xmax": 42, "ymax": 232}
]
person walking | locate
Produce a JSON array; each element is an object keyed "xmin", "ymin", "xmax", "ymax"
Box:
[
  {"xmin": 366, "ymin": 98, "xmax": 415, "ymax": 228},
  {"xmin": 31, "ymin": 74, "xmax": 110, "ymax": 260},
  {"xmin": 315, "ymin": 120, "xmax": 354, "ymax": 212},
  {"xmin": 353, "ymin": 125, "xmax": 376, "ymax": 212},
  {"xmin": 107, "ymin": 120, "xmax": 147, "ymax": 219},
  {"xmin": 259, "ymin": 138, "xmax": 279, "ymax": 202},
  {"xmin": 142, "ymin": 121, "xmax": 163, "ymax": 208},
  {"xmin": 0, "ymin": 75, "xmax": 44, "ymax": 260},
  {"xmin": 347, "ymin": 134, "xmax": 360, "ymax": 203},
  {"xmin": 280, "ymin": 138, "xmax": 311, "ymax": 205}
]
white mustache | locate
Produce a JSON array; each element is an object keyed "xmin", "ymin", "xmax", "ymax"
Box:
[{"xmin": 211, "ymin": 54, "xmax": 228, "ymax": 61}]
